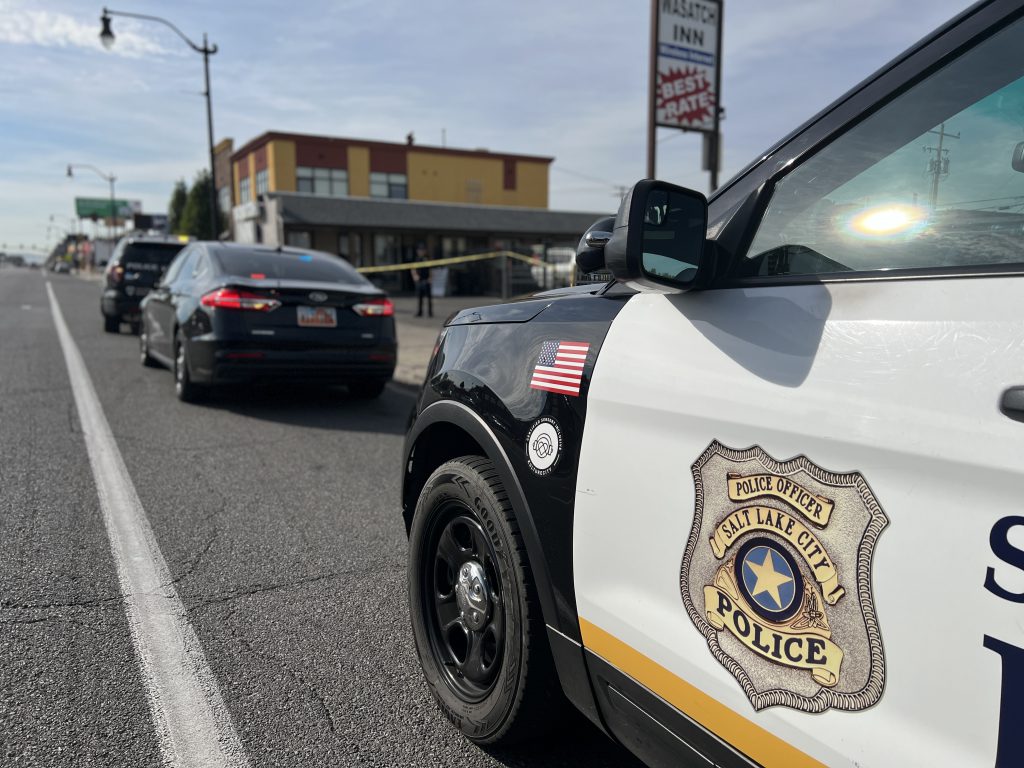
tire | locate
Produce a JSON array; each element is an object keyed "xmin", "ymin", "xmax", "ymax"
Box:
[
  {"xmin": 349, "ymin": 379, "xmax": 387, "ymax": 399},
  {"xmin": 173, "ymin": 331, "xmax": 203, "ymax": 403},
  {"xmin": 139, "ymin": 326, "xmax": 160, "ymax": 368},
  {"xmin": 408, "ymin": 456, "xmax": 563, "ymax": 746},
  {"xmin": 103, "ymin": 315, "xmax": 120, "ymax": 334}
]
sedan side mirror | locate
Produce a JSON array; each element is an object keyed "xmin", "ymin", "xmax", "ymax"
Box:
[
  {"xmin": 1013, "ymin": 141, "xmax": 1024, "ymax": 172},
  {"xmin": 575, "ymin": 216, "xmax": 616, "ymax": 274},
  {"xmin": 603, "ymin": 179, "xmax": 710, "ymax": 291}
]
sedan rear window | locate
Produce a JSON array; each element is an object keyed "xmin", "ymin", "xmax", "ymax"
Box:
[{"xmin": 213, "ymin": 249, "xmax": 369, "ymax": 285}]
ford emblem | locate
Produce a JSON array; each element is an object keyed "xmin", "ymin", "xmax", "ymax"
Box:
[{"xmin": 309, "ymin": 291, "xmax": 328, "ymax": 303}]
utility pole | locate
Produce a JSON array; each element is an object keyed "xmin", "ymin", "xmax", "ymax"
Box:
[{"xmin": 925, "ymin": 122, "xmax": 960, "ymax": 209}]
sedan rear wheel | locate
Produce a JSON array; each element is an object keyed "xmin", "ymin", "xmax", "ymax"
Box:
[
  {"xmin": 139, "ymin": 326, "xmax": 159, "ymax": 368},
  {"xmin": 174, "ymin": 331, "xmax": 203, "ymax": 403}
]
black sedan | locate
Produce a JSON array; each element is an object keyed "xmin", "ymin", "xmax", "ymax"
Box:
[{"xmin": 139, "ymin": 242, "xmax": 396, "ymax": 402}]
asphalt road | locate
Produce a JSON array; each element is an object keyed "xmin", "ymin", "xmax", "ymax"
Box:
[{"xmin": 0, "ymin": 266, "xmax": 643, "ymax": 767}]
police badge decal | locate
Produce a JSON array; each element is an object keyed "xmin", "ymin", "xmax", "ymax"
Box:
[{"xmin": 681, "ymin": 441, "xmax": 888, "ymax": 713}]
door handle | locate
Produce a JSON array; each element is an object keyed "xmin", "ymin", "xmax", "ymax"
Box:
[{"xmin": 1000, "ymin": 387, "xmax": 1024, "ymax": 423}]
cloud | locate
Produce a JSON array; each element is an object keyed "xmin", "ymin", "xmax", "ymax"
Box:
[{"xmin": 0, "ymin": 2, "xmax": 167, "ymax": 57}]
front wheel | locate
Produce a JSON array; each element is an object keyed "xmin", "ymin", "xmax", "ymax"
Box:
[{"xmin": 408, "ymin": 456, "xmax": 563, "ymax": 745}]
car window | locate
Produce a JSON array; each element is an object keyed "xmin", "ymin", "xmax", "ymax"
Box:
[
  {"xmin": 161, "ymin": 247, "xmax": 192, "ymax": 286},
  {"xmin": 109, "ymin": 239, "xmax": 126, "ymax": 264},
  {"xmin": 213, "ymin": 248, "xmax": 371, "ymax": 285},
  {"xmin": 736, "ymin": 15, "xmax": 1024, "ymax": 279},
  {"xmin": 167, "ymin": 250, "xmax": 198, "ymax": 288},
  {"xmin": 191, "ymin": 253, "xmax": 209, "ymax": 280},
  {"xmin": 121, "ymin": 242, "xmax": 186, "ymax": 273}
]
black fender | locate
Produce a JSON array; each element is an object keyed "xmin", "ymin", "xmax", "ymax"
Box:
[{"xmin": 403, "ymin": 398, "xmax": 606, "ymax": 731}]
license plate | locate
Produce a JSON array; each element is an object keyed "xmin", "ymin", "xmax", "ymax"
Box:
[{"xmin": 297, "ymin": 306, "xmax": 337, "ymax": 328}]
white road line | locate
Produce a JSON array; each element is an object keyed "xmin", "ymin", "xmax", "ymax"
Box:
[{"xmin": 45, "ymin": 282, "xmax": 248, "ymax": 768}]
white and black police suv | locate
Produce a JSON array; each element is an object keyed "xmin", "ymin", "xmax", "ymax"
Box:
[{"xmin": 401, "ymin": 2, "xmax": 1024, "ymax": 765}]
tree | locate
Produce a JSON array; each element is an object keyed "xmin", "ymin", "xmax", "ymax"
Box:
[
  {"xmin": 168, "ymin": 179, "xmax": 188, "ymax": 234},
  {"xmin": 178, "ymin": 170, "xmax": 225, "ymax": 240}
]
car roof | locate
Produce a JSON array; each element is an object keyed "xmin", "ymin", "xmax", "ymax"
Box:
[
  {"xmin": 202, "ymin": 241, "xmax": 340, "ymax": 262},
  {"xmin": 121, "ymin": 235, "xmax": 191, "ymax": 246}
]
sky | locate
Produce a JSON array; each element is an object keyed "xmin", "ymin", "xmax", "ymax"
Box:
[{"xmin": 0, "ymin": 0, "xmax": 976, "ymax": 253}]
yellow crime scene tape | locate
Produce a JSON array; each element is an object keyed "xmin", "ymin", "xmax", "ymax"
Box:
[{"xmin": 356, "ymin": 250, "xmax": 544, "ymax": 274}]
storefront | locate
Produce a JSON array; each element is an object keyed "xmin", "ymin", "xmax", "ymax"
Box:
[{"xmin": 234, "ymin": 192, "xmax": 606, "ymax": 296}]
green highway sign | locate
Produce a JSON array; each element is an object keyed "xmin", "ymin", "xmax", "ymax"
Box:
[{"xmin": 74, "ymin": 197, "xmax": 141, "ymax": 219}]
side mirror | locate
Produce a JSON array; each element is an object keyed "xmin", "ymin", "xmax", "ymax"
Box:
[
  {"xmin": 603, "ymin": 179, "xmax": 710, "ymax": 290},
  {"xmin": 575, "ymin": 216, "xmax": 616, "ymax": 273},
  {"xmin": 1013, "ymin": 141, "xmax": 1024, "ymax": 173}
]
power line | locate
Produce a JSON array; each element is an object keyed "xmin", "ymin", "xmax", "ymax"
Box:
[
  {"xmin": 937, "ymin": 194, "xmax": 1024, "ymax": 208},
  {"xmin": 551, "ymin": 165, "xmax": 628, "ymax": 199}
]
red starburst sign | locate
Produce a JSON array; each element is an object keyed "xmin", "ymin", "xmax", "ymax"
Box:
[{"xmin": 656, "ymin": 65, "xmax": 715, "ymax": 129}]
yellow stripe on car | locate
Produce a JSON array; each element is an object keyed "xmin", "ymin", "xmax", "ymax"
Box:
[{"xmin": 578, "ymin": 618, "xmax": 826, "ymax": 768}]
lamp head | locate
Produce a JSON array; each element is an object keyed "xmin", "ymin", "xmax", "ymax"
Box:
[
  {"xmin": 99, "ymin": 12, "xmax": 115, "ymax": 50},
  {"xmin": 66, "ymin": 165, "xmax": 73, "ymax": 178}
]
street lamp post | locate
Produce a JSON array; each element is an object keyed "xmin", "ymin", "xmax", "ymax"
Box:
[
  {"xmin": 67, "ymin": 163, "xmax": 117, "ymax": 239},
  {"xmin": 99, "ymin": 8, "xmax": 220, "ymax": 239}
]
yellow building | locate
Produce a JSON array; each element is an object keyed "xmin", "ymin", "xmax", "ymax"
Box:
[
  {"xmin": 213, "ymin": 132, "xmax": 604, "ymax": 296},
  {"xmin": 227, "ymin": 132, "xmax": 551, "ymax": 209}
]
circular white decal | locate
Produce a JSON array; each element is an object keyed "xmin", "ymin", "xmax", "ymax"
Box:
[{"xmin": 526, "ymin": 418, "xmax": 561, "ymax": 475}]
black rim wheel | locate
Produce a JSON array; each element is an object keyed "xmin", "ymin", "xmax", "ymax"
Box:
[{"xmin": 422, "ymin": 506, "xmax": 505, "ymax": 702}]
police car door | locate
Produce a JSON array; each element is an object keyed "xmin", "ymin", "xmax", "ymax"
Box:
[{"xmin": 574, "ymin": 13, "xmax": 1024, "ymax": 768}]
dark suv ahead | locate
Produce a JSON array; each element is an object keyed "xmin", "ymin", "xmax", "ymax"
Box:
[{"xmin": 101, "ymin": 235, "xmax": 189, "ymax": 333}]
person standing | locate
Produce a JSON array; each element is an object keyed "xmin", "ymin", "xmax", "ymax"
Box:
[{"xmin": 412, "ymin": 243, "xmax": 433, "ymax": 317}]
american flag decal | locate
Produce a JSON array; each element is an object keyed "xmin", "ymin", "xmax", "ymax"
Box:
[{"xmin": 530, "ymin": 341, "xmax": 590, "ymax": 396}]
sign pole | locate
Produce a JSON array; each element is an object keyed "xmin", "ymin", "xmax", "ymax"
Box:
[
  {"xmin": 646, "ymin": 0, "xmax": 658, "ymax": 179},
  {"xmin": 710, "ymin": 0, "xmax": 724, "ymax": 193}
]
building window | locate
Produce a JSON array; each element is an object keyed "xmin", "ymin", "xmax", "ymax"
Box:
[
  {"xmin": 503, "ymin": 159, "xmax": 516, "ymax": 190},
  {"xmin": 297, "ymin": 166, "xmax": 348, "ymax": 196},
  {"xmin": 239, "ymin": 176, "xmax": 251, "ymax": 203},
  {"xmin": 370, "ymin": 172, "xmax": 408, "ymax": 199},
  {"xmin": 337, "ymin": 231, "xmax": 362, "ymax": 265},
  {"xmin": 255, "ymin": 169, "xmax": 269, "ymax": 196},
  {"xmin": 286, "ymin": 230, "xmax": 312, "ymax": 249},
  {"xmin": 372, "ymin": 233, "xmax": 401, "ymax": 264}
]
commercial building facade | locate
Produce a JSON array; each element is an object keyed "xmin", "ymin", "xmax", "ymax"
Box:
[
  {"xmin": 219, "ymin": 132, "xmax": 607, "ymax": 295},
  {"xmin": 229, "ymin": 131, "xmax": 552, "ymax": 210}
]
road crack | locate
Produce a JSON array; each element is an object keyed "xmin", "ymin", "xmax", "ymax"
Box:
[{"xmin": 186, "ymin": 571, "xmax": 341, "ymax": 608}]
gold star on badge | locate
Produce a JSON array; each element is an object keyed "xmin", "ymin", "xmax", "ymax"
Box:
[{"xmin": 747, "ymin": 550, "xmax": 793, "ymax": 610}]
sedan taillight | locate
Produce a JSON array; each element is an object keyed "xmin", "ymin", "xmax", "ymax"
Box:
[
  {"xmin": 352, "ymin": 297, "xmax": 394, "ymax": 317},
  {"xmin": 200, "ymin": 288, "xmax": 280, "ymax": 312}
]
